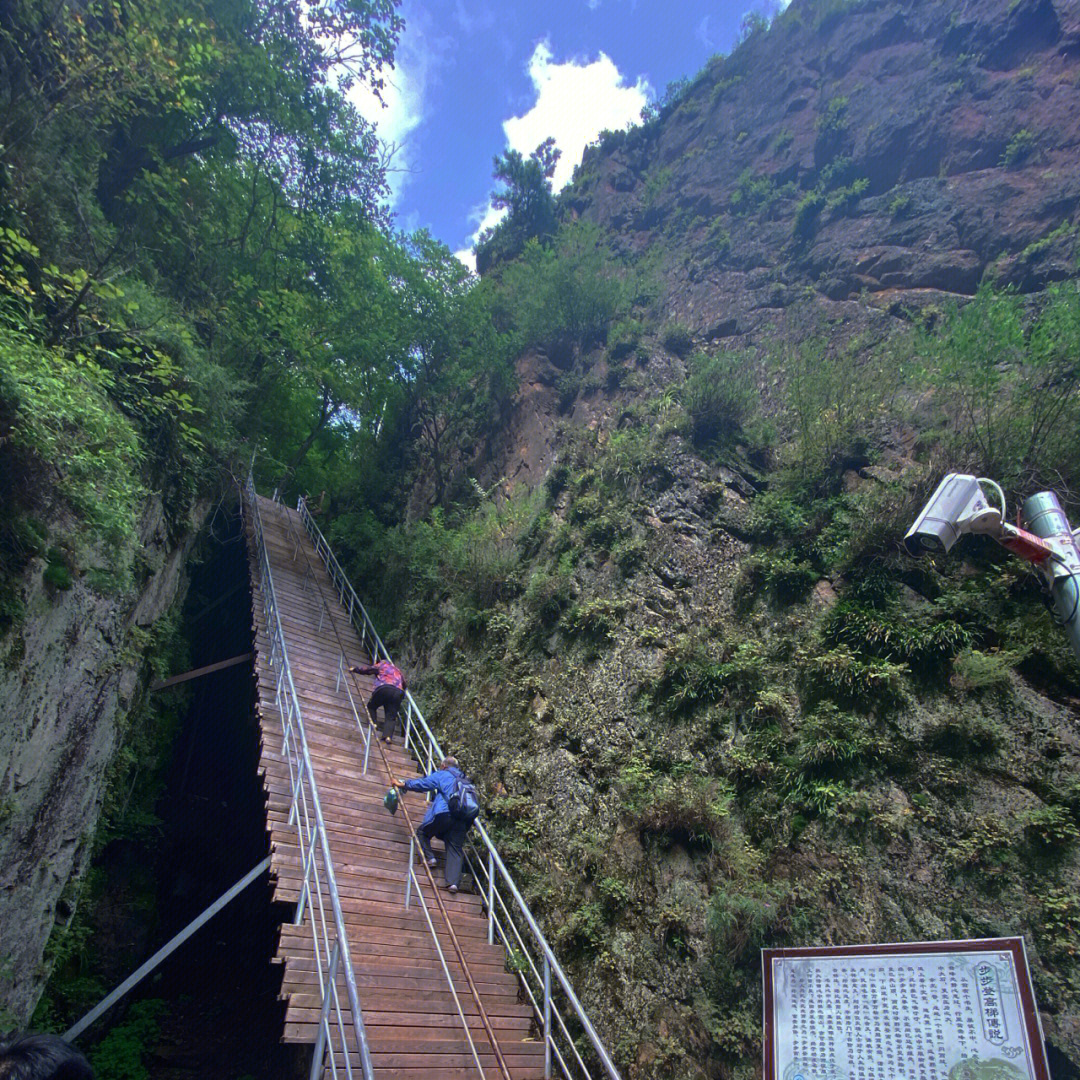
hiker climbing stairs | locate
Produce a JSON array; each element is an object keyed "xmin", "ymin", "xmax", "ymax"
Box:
[{"xmin": 245, "ymin": 491, "xmax": 550, "ymax": 1079}]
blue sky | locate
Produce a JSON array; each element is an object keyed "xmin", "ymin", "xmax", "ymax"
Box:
[{"xmin": 348, "ymin": 0, "xmax": 787, "ymax": 266}]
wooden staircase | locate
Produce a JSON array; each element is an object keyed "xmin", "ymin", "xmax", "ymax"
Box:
[{"xmin": 247, "ymin": 496, "xmax": 546, "ymax": 1079}]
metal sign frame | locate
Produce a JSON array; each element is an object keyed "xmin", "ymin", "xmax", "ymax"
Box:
[{"xmin": 762, "ymin": 938, "xmax": 1050, "ymax": 1080}]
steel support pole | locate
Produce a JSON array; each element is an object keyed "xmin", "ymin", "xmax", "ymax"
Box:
[
  {"xmin": 1021, "ymin": 491, "xmax": 1080, "ymax": 661},
  {"xmin": 405, "ymin": 837, "xmax": 415, "ymax": 910},
  {"xmin": 65, "ymin": 856, "xmax": 271, "ymax": 1041}
]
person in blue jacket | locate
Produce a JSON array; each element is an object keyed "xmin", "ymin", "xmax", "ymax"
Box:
[{"xmin": 394, "ymin": 757, "xmax": 475, "ymax": 893}]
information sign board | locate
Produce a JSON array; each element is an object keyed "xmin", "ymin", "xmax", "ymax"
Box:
[{"xmin": 762, "ymin": 938, "xmax": 1050, "ymax": 1080}]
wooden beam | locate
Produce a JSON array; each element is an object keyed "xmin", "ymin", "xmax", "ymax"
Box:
[{"xmin": 150, "ymin": 652, "xmax": 253, "ymax": 692}]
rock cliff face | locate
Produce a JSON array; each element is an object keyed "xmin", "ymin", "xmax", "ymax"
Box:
[
  {"xmin": 401, "ymin": 2, "xmax": 1080, "ymax": 1078},
  {"xmin": 566, "ymin": 0, "xmax": 1080, "ymax": 335},
  {"xmin": 488, "ymin": 0, "xmax": 1080, "ymax": 502},
  {"xmin": 0, "ymin": 498, "xmax": 205, "ymax": 1026}
]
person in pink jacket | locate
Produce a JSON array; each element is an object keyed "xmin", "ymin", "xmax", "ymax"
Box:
[{"xmin": 350, "ymin": 658, "xmax": 407, "ymax": 742}]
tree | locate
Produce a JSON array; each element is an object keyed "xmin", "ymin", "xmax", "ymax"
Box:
[
  {"xmin": 390, "ymin": 232, "xmax": 513, "ymax": 503},
  {"xmin": 475, "ymin": 138, "xmax": 561, "ymax": 275},
  {"xmin": 0, "ymin": 0, "xmax": 406, "ymax": 555}
]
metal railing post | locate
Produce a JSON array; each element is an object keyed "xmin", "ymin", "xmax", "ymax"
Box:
[
  {"xmin": 409, "ymin": 867, "xmax": 488, "ymax": 1079},
  {"xmin": 544, "ymin": 955, "xmax": 553, "ymax": 1079},
  {"xmin": 310, "ymin": 940, "xmax": 341, "ymax": 1080},
  {"xmin": 295, "ymin": 834, "xmax": 315, "ymax": 924},
  {"xmin": 487, "ymin": 850, "xmax": 495, "ymax": 945},
  {"xmin": 405, "ymin": 837, "xmax": 414, "ymax": 910}
]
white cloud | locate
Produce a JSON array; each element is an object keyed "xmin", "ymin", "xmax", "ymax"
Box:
[
  {"xmin": 471, "ymin": 198, "xmax": 508, "ymax": 238},
  {"xmin": 454, "ymin": 0, "xmax": 495, "ymax": 35},
  {"xmin": 454, "ymin": 248, "xmax": 478, "ymax": 273},
  {"xmin": 463, "ymin": 41, "xmax": 651, "ymax": 252},
  {"xmin": 506, "ymin": 42, "xmax": 650, "ymax": 192},
  {"xmin": 696, "ymin": 15, "xmax": 715, "ymax": 49}
]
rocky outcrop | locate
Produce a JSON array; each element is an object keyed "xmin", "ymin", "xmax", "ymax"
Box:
[
  {"xmin": 433, "ymin": 2, "xmax": 1080, "ymax": 1076},
  {"xmin": 566, "ymin": 0, "xmax": 1080, "ymax": 336},
  {"xmin": 0, "ymin": 497, "xmax": 206, "ymax": 1026}
]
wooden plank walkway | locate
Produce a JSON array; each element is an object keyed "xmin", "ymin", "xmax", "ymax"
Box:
[{"xmin": 246, "ymin": 496, "xmax": 545, "ymax": 1079}]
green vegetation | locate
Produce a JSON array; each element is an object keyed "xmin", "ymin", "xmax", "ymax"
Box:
[
  {"xmin": 917, "ymin": 284, "xmax": 1080, "ymax": 493},
  {"xmin": 791, "ymin": 155, "xmax": 869, "ymax": 240},
  {"xmin": 1002, "ymin": 129, "xmax": 1037, "ymax": 168},
  {"xmin": 730, "ymin": 169, "xmax": 778, "ymax": 217},
  {"xmin": 813, "ymin": 0, "xmax": 870, "ymax": 32},
  {"xmin": 607, "ymin": 317, "xmax": 645, "ymax": 360},
  {"xmin": 773, "ymin": 129, "xmax": 794, "ymax": 153},
  {"xmin": 889, "ymin": 191, "xmax": 914, "ymax": 218},
  {"xmin": 352, "ymin": 275, "xmax": 1080, "ymax": 1077},
  {"xmin": 681, "ymin": 351, "xmax": 757, "ymax": 448},
  {"xmin": 815, "ymin": 95, "xmax": 851, "ymax": 163},
  {"xmin": 496, "ymin": 222, "xmax": 627, "ymax": 364},
  {"xmin": 89, "ymin": 1000, "xmax": 166, "ymax": 1080},
  {"xmin": 793, "ymin": 190, "xmax": 827, "ymax": 239},
  {"xmin": 476, "ymin": 137, "xmax": 560, "ymax": 273},
  {"xmin": 661, "ymin": 322, "xmax": 694, "ymax": 356}
]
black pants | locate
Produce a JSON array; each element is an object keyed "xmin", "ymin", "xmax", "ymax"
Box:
[
  {"xmin": 368, "ymin": 684, "xmax": 404, "ymax": 739},
  {"xmin": 416, "ymin": 812, "xmax": 472, "ymax": 888}
]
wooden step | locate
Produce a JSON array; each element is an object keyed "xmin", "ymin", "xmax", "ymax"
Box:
[{"xmin": 280, "ymin": 963, "xmax": 524, "ymax": 998}]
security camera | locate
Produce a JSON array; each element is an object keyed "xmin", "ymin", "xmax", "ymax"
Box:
[
  {"xmin": 903, "ymin": 473, "xmax": 1004, "ymax": 558},
  {"xmin": 904, "ymin": 473, "xmax": 1080, "ymax": 661}
]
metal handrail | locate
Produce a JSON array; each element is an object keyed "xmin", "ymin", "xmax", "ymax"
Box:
[
  {"xmin": 296, "ymin": 496, "xmax": 623, "ymax": 1080},
  {"xmin": 244, "ymin": 476, "xmax": 375, "ymax": 1080}
]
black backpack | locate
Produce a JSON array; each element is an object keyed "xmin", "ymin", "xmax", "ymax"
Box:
[{"xmin": 447, "ymin": 773, "xmax": 479, "ymax": 823}]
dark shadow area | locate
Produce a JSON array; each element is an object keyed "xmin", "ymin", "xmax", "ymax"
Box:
[
  {"xmin": 138, "ymin": 502, "xmax": 303, "ymax": 1079},
  {"xmin": 77, "ymin": 503, "xmax": 304, "ymax": 1080}
]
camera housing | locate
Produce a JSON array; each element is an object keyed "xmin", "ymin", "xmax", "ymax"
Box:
[
  {"xmin": 903, "ymin": 473, "xmax": 1080, "ymax": 662},
  {"xmin": 903, "ymin": 473, "xmax": 1002, "ymax": 558}
]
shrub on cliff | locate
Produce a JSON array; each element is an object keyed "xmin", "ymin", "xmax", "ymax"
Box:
[
  {"xmin": 497, "ymin": 222, "xmax": 625, "ymax": 365},
  {"xmin": 681, "ymin": 350, "xmax": 757, "ymax": 448},
  {"xmin": 918, "ymin": 282, "xmax": 1080, "ymax": 498},
  {"xmin": 0, "ymin": 323, "xmax": 144, "ymax": 552}
]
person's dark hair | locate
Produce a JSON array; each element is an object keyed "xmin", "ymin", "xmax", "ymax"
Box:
[{"xmin": 0, "ymin": 1033, "xmax": 93, "ymax": 1080}]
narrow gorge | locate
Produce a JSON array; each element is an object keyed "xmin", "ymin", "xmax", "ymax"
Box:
[{"xmin": 2, "ymin": 0, "xmax": 1080, "ymax": 1077}]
